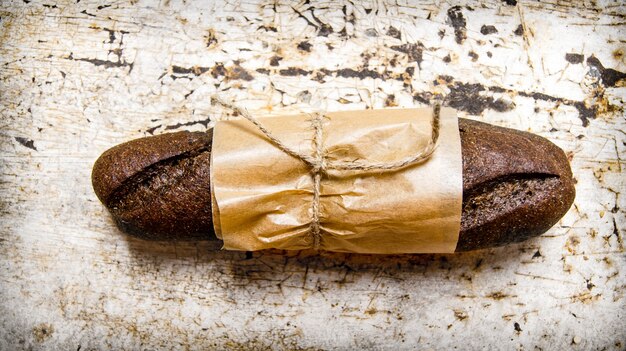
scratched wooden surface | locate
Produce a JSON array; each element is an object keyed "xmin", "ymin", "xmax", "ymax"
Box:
[{"xmin": 1, "ymin": 0, "xmax": 625, "ymax": 350}]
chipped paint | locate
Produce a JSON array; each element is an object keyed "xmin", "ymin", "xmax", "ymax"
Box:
[{"xmin": 0, "ymin": 0, "xmax": 624, "ymax": 350}]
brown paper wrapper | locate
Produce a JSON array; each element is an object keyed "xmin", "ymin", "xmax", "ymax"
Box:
[{"xmin": 210, "ymin": 107, "xmax": 462, "ymax": 254}]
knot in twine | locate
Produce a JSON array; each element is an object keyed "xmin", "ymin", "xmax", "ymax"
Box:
[{"xmin": 213, "ymin": 97, "xmax": 441, "ymax": 250}]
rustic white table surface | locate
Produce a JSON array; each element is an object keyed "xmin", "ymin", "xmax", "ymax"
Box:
[{"xmin": 1, "ymin": 0, "xmax": 624, "ymax": 350}]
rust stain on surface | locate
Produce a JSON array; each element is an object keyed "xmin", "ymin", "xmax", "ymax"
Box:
[
  {"xmin": 485, "ymin": 291, "xmax": 514, "ymax": 300},
  {"xmin": 32, "ymin": 323, "xmax": 54, "ymax": 343},
  {"xmin": 570, "ymin": 291, "xmax": 602, "ymax": 304}
]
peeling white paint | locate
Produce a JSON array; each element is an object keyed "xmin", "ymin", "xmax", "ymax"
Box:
[{"xmin": 0, "ymin": 0, "xmax": 624, "ymax": 350}]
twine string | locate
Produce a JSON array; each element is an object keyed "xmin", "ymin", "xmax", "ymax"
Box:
[
  {"xmin": 310, "ymin": 113, "xmax": 324, "ymax": 249},
  {"xmin": 212, "ymin": 97, "xmax": 441, "ymax": 250}
]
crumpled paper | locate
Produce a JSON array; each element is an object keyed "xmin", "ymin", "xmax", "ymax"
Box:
[{"xmin": 210, "ymin": 107, "xmax": 462, "ymax": 254}]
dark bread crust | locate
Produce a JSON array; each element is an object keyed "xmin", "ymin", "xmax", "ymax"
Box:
[
  {"xmin": 93, "ymin": 132, "xmax": 214, "ymax": 240},
  {"xmin": 91, "ymin": 118, "xmax": 575, "ymax": 251},
  {"xmin": 456, "ymin": 119, "xmax": 575, "ymax": 250}
]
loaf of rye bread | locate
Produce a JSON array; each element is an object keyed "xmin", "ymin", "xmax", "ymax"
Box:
[{"xmin": 91, "ymin": 118, "xmax": 575, "ymax": 252}]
